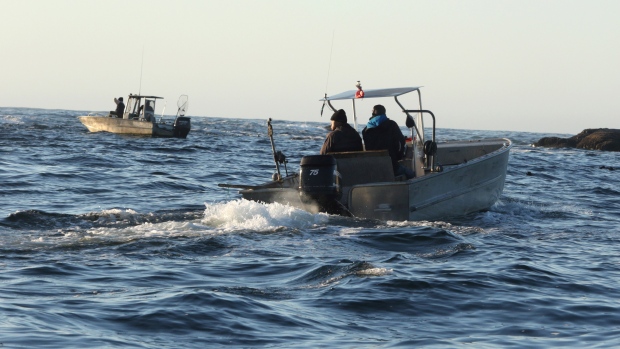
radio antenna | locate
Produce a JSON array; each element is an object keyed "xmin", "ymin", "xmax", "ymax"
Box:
[
  {"xmin": 324, "ymin": 30, "xmax": 335, "ymax": 94},
  {"xmin": 321, "ymin": 30, "xmax": 335, "ymax": 117},
  {"xmin": 138, "ymin": 46, "xmax": 144, "ymax": 95}
]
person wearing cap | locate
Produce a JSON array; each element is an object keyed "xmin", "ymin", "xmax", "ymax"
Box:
[
  {"xmin": 109, "ymin": 96, "xmax": 125, "ymax": 118},
  {"xmin": 320, "ymin": 109, "xmax": 363, "ymax": 155},
  {"xmin": 362, "ymin": 104, "xmax": 414, "ymax": 179}
]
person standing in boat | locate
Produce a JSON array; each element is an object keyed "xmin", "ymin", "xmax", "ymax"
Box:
[
  {"xmin": 362, "ymin": 104, "xmax": 414, "ymax": 179},
  {"xmin": 110, "ymin": 97, "xmax": 125, "ymax": 118},
  {"xmin": 320, "ymin": 109, "xmax": 363, "ymax": 155},
  {"xmin": 144, "ymin": 100, "xmax": 155, "ymax": 122}
]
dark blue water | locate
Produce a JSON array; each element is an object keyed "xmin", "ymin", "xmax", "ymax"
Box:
[{"xmin": 1, "ymin": 107, "xmax": 619, "ymax": 348}]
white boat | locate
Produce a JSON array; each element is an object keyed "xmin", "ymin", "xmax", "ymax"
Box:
[
  {"xmin": 78, "ymin": 94, "xmax": 191, "ymax": 138},
  {"xmin": 219, "ymin": 85, "xmax": 512, "ymax": 221}
]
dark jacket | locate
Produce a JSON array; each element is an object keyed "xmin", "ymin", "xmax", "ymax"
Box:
[
  {"xmin": 362, "ymin": 116, "xmax": 406, "ymax": 170},
  {"xmin": 115, "ymin": 99, "xmax": 125, "ymax": 117},
  {"xmin": 320, "ymin": 123, "xmax": 363, "ymax": 155}
]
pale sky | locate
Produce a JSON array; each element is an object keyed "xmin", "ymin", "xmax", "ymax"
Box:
[{"xmin": 2, "ymin": 0, "xmax": 619, "ymax": 133}]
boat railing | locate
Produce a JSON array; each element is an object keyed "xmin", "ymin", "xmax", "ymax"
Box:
[
  {"xmin": 402, "ymin": 109, "xmax": 436, "ymax": 143},
  {"xmin": 403, "ymin": 109, "xmax": 437, "ymax": 172}
]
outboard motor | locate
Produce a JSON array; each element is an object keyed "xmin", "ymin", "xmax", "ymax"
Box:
[
  {"xmin": 173, "ymin": 117, "xmax": 191, "ymax": 138},
  {"xmin": 299, "ymin": 155, "xmax": 341, "ymax": 213}
]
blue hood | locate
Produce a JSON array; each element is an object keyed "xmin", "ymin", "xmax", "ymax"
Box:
[{"xmin": 366, "ymin": 114, "xmax": 387, "ymax": 129}]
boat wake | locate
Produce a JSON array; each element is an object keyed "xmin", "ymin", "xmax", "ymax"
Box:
[
  {"xmin": 201, "ymin": 199, "xmax": 330, "ymax": 232},
  {"xmin": 0, "ymin": 209, "xmax": 207, "ymax": 251}
]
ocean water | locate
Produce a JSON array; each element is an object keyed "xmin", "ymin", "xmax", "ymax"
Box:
[{"xmin": 1, "ymin": 107, "xmax": 619, "ymax": 348}]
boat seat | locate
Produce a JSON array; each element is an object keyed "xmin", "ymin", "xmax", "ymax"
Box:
[{"xmin": 327, "ymin": 150, "xmax": 395, "ymax": 186}]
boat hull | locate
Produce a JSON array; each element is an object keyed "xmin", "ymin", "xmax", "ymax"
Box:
[
  {"xmin": 78, "ymin": 116, "xmax": 190, "ymax": 138},
  {"xmin": 349, "ymin": 141, "xmax": 511, "ymax": 221},
  {"xmin": 235, "ymin": 138, "xmax": 512, "ymax": 221}
]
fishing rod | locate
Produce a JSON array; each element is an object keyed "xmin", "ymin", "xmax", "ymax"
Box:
[{"xmin": 267, "ymin": 118, "xmax": 282, "ymax": 181}]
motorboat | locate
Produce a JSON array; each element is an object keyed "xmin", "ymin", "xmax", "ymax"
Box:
[
  {"xmin": 219, "ymin": 85, "xmax": 512, "ymax": 221},
  {"xmin": 78, "ymin": 94, "xmax": 190, "ymax": 138}
]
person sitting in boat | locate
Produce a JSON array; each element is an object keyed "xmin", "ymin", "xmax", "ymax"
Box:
[
  {"xmin": 362, "ymin": 104, "xmax": 414, "ymax": 179},
  {"xmin": 320, "ymin": 109, "xmax": 363, "ymax": 155},
  {"xmin": 109, "ymin": 97, "xmax": 125, "ymax": 118}
]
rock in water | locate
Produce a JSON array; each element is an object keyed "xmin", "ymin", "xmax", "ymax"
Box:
[{"xmin": 535, "ymin": 128, "xmax": 620, "ymax": 151}]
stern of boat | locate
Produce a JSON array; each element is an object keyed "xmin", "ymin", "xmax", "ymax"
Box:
[{"xmin": 173, "ymin": 116, "xmax": 191, "ymax": 138}]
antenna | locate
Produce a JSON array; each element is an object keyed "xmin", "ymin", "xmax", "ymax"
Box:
[
  {"xmin": 138, "ymin": 46, "xmax": 144, "ymax": 95},
  {"xmin": 324, "ymin": 30, "xmax": 335, "ymax": 94},
  {"xmin": 320, "ymin": 30, "xmax": 335, "ymax": 117}
]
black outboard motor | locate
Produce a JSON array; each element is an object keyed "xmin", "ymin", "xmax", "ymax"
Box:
[
  {"xmin": 299, "ymin": 155, "xmax": 341, "ymax": 213},
  {"xmin": 173, "ymin": 117, "xmax": 191, "ymax": 138}
]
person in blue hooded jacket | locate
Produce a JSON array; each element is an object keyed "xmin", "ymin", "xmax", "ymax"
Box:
[{"xmin": 362, "ymin": 104, "xmax": 414, "ymax": 179}]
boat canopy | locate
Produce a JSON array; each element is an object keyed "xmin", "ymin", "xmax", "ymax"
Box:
[
  {"xmin": 320, "ymin": 87, "xmax": 422, "ymax": 101},
  {"xmin": 319, "ymin": 85, "xmax": 427, "ymax": 155},
  {"xmin": 124, "ymin": 94, "xmax": 163, "ymax": 120},
  {"xmin": 128, "ymin": 95, "xmax": 164, "ymax": 100}
]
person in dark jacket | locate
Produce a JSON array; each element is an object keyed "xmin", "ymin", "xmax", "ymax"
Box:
[
  {"xmin": 362, "ymin": 104, "xmax": 414, "ymax": 179},
  {"xmin": 320, "ymin": 109, "xmax": 363, "ymax": 155},
  {"xmin": 110, "ymin": 97, "xmax": 125, "ymax": 118}
]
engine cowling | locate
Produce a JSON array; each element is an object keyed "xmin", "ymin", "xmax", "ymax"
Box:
[
  {"xmin": 173, "ymin": 117, "xmax": 191, "ymax": 138},
  {"xmin": 299, "ymin": 155, "xmax": 341, "ymax": 212}
]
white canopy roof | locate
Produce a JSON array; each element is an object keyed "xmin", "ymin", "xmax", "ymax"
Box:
[{"xmin": 320, "ymin": 87, "xmax": 422, "ymax": 101}]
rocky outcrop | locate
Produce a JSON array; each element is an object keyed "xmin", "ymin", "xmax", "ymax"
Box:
[{"xmin": 535, "ymin": 128, "xmax": 620, "ymax": 152}]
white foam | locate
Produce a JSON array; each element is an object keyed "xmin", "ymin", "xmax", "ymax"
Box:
[
  {"xmin": 12, "ymin": 202, "xmax": 329, "ymax": 248},
  {"xmin": 356, "ymin": 267, "xmax": 393, "ymax": 276},
  {"xmin": 57, "ymin": 209, "xmax": 207, "ymax": 243},
  {"xmin": 202, "ymin": 199, "xmax": 329, "ymax": 232},
  {"xmin": 0, "ymin": 114, "xmax": 26, "ymax": 124},
  {"xmin": 336, "ymin": 227, "xmax": 365, "ymax": 236},
  {"xmin": 385, "ymin": 220, "xmax": 435, "ymax": 228},
  {"xmin": 93, "ymin": 208, "xmax": 140, "ymax": 223}
]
